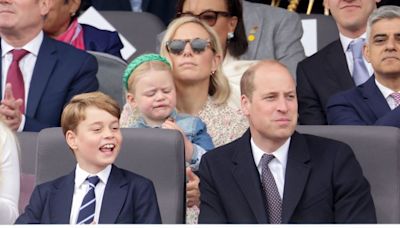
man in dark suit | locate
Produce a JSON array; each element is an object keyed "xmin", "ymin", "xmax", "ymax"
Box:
[
  {"xmin": 326, "ymin": 6, "xmax": 400, "ymax": 127},
  {"xmin": 296, "ymin": 0, "xmax": 379, "ymax": 125},
  {"xmin": 16, "ymin": 92, "xmax": 161, "ymax": 224},
  {"xmin": 0, "ymin": 0, "xmax": 98, "ymax": 132},
  {"xmin": 198, "ymin": 60, "xmax": 376, "ymax": 224}
]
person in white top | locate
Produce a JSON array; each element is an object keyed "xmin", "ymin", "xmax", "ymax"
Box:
[
  {"xmin": 297, "ymin": 0, "xmax": 381, "ymax": 125},
  {"xmin": 0, "ymin": 120, "xmax": 20, "ymax": 224},
  {"xmin": 326, "ymin": 6, "xmax": 400, "ymax": 126}
]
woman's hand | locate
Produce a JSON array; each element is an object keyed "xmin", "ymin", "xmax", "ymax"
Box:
[{"xmin": 186, "ymin": 167, "xmax": 200, "ymax": 207}]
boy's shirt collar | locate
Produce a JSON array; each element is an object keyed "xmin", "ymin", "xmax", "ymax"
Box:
[{"xmin": 74, "ymin": 164, "xmax": 112, "ymax": 188}]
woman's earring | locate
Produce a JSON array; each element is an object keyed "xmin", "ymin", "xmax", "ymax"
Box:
[
  {"xmin": 71, "ymin": 11, "xmax": 76, "ymax": 17},
  {"xmin": 210, "ymin": 71, "xmax": 216, "ymax": 77},
  {"xmin": 227, "ymin": 32, "xmax": 234, "ymax": 40}
]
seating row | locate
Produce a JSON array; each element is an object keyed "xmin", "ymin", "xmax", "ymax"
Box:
[{"xmin": 16, "ymin": 125, "xmax": 400, "ymax": 223}]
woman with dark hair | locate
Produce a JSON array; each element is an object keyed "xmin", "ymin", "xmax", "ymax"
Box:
[
  {"xmin": 44, "ymin": 0, "xmax": 124, "ymax": 59},
  {"xmin": 175, "ymin": 0, "xmax": 305, "ymax": 109},
  {"xmin": 176, "ymin": 0, "xmax": 248, "ymax": 58}
]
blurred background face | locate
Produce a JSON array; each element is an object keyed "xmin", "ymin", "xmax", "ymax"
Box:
[
  {"xmin": 182, "ymin": 0, "xmax": 237, "ymax": 54},
  {"xmin": 0, "ymin": 0, "xmax": 50, "ymax": 36},
  {"xmin": 364, "ymin": 18, "xmax": 400, "ymax": 79},
  {"xmin": 324, "ymin": 0, "xmax": 377, "ymax": 37},
  {"xmin": 241, "ymin": 63, "xmax": 298, "ymax": 146},
  {"xmin": 44, "ymin": 0, "xmax": 80, "ymax": 37},
  {"xmin": 167, "ymin": 22, "xmax": 219, "ymax": 86}
]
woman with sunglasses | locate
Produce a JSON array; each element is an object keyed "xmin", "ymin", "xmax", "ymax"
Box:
[
  {"xmin": 161, "ymin": 16, "xmax": 248, "ymax": 223},
  {"xmin": 175, "ymin": 0, "xmax": 305, "ymax": 108},
  {"xmin": 160, "ymin": 16, "xmax": 248, "ymax": 149}
]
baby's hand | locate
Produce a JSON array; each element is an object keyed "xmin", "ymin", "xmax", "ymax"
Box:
[{"xmin": 162, "ymin": 118, "xmax": 183, "ymax": 133}]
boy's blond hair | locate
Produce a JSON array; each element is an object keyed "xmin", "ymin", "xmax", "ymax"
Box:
[{"xmin": 61, "ymin": 92, "xmax": 121, "ymax": 135}]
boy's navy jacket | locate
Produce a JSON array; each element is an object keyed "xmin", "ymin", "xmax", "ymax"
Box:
[{"xmin": 16, "ymin": 165, "xmax": 161, "ymax": 224}]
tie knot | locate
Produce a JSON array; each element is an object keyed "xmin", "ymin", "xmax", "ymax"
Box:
[
  {"xmin": 87, "ymin": 176, "xmax": 100, "ymax": 186},
  {"xmin": 261, "ymin": 154, "xmax": 275, "ymax": 165},
  {"xmin": 349, "ymin": 39, "xmax": 365, "ymax": 59},
  {"xmin": 390, "ymin": 92, "xmax": 400, "ymax": 106},
  {"xmin": 11, "ymin": 49, "xmax": 29, "ymax": 63}
]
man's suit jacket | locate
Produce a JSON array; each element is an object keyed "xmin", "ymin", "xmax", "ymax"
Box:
[
  {"xmin": 326, "ymin": 76, "xmax": 400, "ymax": 127},
  {"xmin": 0, "ymin": 35, "xmax": 98, "ymax": 132},
  {"xmin": 241, "ymin": 1, "xmax": 305, "ymax": 78},
  {"xmin": 15, "ymin": 165, "xmax": 161, "ymax": 224},
  {"xmin": 297, "ymin": 39, "xmax": 355, "ymax": 125},
  {"xmin": 198, "ymin": 130, "xmax": 376, "ymax": 223},
  {"xmin": 82, "ymin": 24, "xmax": 124, "ymax": 59}
]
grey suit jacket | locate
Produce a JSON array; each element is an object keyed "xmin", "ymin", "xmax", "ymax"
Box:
[{"xmin": 241, "ymin": 1, "xmax": 305, "ymax": 78}]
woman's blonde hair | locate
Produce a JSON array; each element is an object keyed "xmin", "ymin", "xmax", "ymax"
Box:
[{"xmin": 160, "ymin": 16, "xmax": 230, "ymax": 105}]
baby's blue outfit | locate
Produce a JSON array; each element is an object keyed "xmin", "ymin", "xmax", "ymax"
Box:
[{"xmin": 128, "ymin": 110, "xmax": 214, "ymax": 170}]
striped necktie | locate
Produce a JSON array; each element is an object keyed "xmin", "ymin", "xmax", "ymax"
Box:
[{"xmin": 77, "ymin": 176, "xmax": 100, "ymax": 224}]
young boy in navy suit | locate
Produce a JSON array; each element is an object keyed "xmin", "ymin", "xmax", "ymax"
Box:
[{"xmin": 16, "ymin": 92, "xmax": 161, "ymax": 224}]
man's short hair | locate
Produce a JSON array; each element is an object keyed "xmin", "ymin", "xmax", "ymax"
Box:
[
  {"xmin": 240, "ymin": 60, "xmax": 289, "ymax": 100},
  {"xmin": 240, "ymin": 64, "xmax": 257, "ymax": 99},
  {"xmin": 367, "ymin": 6, "xmax": 400, "ymax": 40},
  {"xmin": 61, "ymin": 92, "xmax": 121, "ymax": 135}
]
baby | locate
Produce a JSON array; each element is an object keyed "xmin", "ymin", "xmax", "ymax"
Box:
[{"xmin": 123, "ymin": 53, "xmax": 214, "ymax": 171}]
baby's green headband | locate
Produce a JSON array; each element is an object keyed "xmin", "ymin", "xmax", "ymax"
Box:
[{"xmin": 123, "ymin": 53, "xmax": 171, "ymax": 90}]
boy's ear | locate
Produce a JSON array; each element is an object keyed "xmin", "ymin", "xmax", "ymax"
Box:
[
  {"xmin": 126, "ymin": 92, "xmax": 137, "ymax": 108},
  {"xmin": 65, "ymin": 130, "xmax": 78, "ymax": 150}
]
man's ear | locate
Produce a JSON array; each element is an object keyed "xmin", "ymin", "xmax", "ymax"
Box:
[
  {"xmin": 39, "ymin": 0, "xmax": 51, "ymax": 16},
  {"xmin": 240, "ymin": 94, "xmax": 251, "ymax": 116},
  {"xmin": 65, "ymin": 130, "xmax": 78, "ymax": 151},
  {"xmin": 363, "ymin": 43, "xmax": 371, "ymax": 63},
  {"xmin": 323, "ymin": 0, "xmax": 329, "ymax": 10}
]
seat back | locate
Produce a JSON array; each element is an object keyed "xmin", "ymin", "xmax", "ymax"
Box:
[
  {"xmin": 36, "ymin": 127, "xmax": 186, "ymax": 224},
  {"xmin": 300, "ymin": 14, "xmax": 339, "ymax": 52},
  {"xmin": 16, "ymin": 131, "xmax": 38, "ymax": 212},
  {"xmin": 88, "ymin": 51, "xmax": 127, "ymax": 108},
  {"xmin": 99, "ymin": 11, "xmax": 166, "ymax": 61},
  {"xmin": 296, "ymin": 125, "xmax": 400, "ymax": 223}
]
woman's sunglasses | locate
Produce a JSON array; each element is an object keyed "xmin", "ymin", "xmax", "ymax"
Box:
[
  {"xmin": 166, "ymin": 38, "xmax": 213, "ymax": 55},
  {"xmin": 177, "ymin": 10, "xmax": 231, "ymax": 27}
]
